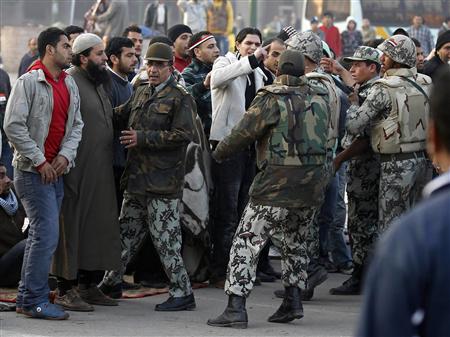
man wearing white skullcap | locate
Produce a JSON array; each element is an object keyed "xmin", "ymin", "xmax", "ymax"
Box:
[{"xmin": 52, "ymin": 32, "xmax": 122, "ymax": 311}]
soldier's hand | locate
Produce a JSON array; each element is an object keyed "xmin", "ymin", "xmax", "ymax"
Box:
[
  {"xmin": 120, "ymin": 127, "xmax": 138, "ymax": 148},
  {"xmin": 320, "ymin": 57, "xmax": 344, "ymax": 75},
  {"xmin": 203, "ymin": 72, "xmax": 212, "ymax": 89},
  {"xmin": 51, "ymin": 155, "xmax": 69, "ymax": 176},
  {"xmin": 254, "ymin": 45, "xmax": 269, "ymax": 61},
  {"xmin": 37, "ymin": 162, "xmax": 58, "ymax": 184}
]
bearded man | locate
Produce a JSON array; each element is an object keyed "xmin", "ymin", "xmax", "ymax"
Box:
[{"xmin": 52, "ymin": 33, "xmax": 121, "ymax": 311}]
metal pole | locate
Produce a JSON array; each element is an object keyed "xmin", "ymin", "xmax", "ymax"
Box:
[
  {"xmin": 250, "ymin": 0, "xmax": 257, "ymax": 27},
  {"xmin": 70, "ymin": 0, "xmax": 76, "ymax": 25}
]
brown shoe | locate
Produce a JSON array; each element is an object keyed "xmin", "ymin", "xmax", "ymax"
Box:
[
  {"xmin": 55, "ymin": 288, "xmax": 94, "ymax": 312},
  {"xmin": 79, "ymin": 286, "xmax": 118, "ymax": 306}
]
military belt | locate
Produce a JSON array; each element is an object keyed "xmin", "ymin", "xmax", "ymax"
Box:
[{"xmin": 379, "ymin": 151, "xmax": 426, "ymax": 163}]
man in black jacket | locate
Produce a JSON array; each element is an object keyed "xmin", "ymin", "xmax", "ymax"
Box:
[{"xmin": 423, "ymin": 30, "xmax": 450, "ymax": 80}]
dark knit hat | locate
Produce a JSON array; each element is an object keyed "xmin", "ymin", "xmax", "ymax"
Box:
[
  {"xmin": 167, "ymin": 24, "xmax": 192, "ymax": 43},
  {"xmin": 436, "ymin": 30, "xmax": 450, "ymax": 51}
]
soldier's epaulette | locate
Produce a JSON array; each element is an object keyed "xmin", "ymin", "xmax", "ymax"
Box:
[{"xmin": 175, "ymin": 83, "xmax": 190, "ymax": 95}]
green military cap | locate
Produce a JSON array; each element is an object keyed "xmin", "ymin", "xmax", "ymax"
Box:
[
  {"xmin": 343, "ymin": 46, "xmax": 381, "ymax": 64},
  {"xmin": 278, "ymin": 50, "xmax": 305, "ymax": 77},
  {"xmin": 145, "ymin": 42, "xmax": 173, "ymax": 62}
]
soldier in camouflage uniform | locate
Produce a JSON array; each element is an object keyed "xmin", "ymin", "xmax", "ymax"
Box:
[
  {"xmin": 100, "ymin": 43, "xmax": 197, "ymax": 311},
  {"xmin": 283, "ymin": 31, "xmax": 341, "ymax": 299},
  {"xmin": 325, "ymin": 46, "xmax": 382, "ymax": 295},
  {"xmin": 346, "ymin": 35, "xmax": 432, "ymax": 234},
  {"xmin": 207, "ymin": 50, "xmax": 331, "ymax": 329}
]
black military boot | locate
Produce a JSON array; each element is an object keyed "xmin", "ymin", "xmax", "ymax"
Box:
[
  {"xmin": 207, "ymin": 295, "xmax": 248, "ymax": 328},
  {"xmin": 329, "ymin": 263, "xmax": 362, "ymax": 295},
  {"xmin": 268, "ymin": 286, "xmax": 304, "ymax": 323}
]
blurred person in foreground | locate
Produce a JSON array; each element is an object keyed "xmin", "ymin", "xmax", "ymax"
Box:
[{"xmin": 357, "ymin": 68, "xmax": 450, "ymax": 337}]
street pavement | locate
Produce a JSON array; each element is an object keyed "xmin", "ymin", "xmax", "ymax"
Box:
[{"xmin": 0, "ymin": 270, "xmax": 361, "ymax": 337}]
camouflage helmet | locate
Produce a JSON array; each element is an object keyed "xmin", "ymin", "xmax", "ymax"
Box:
[
  {"xmin": 377, "ymin": 35, "xmax": 416, "ymax": 68},
  {"xmin": 285, "ymin": 31, "xmax": 323, "ymax": 65},
  {"xmin": 145, "ymin": 42, "xmax": 173, "ymax": 62},
  {"xmin": 343, "ymin": 46, "xmax": 381, "ymax": 64}
]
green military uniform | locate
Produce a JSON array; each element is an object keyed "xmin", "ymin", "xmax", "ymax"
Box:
[
  {"xmin": 346, "ymin": 35, "xmax": 432, "ymax": 233},
  {"xmin": 342, "ymin": 47, "xmax": 381, "ymax": 268},
  {"xmin": 213, "ymin": 74, "xmax": 331, "ymax": 297},
  {"xmin": 285, "ymin": 31, "xmax": 340, "ymax": 279},
  {"xmin": 102, "ymin": 74, "xmax": 196, "ymax": 298}
]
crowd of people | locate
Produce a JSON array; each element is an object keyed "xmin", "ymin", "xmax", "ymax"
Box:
[{"xmin": 1, "ymin": 1, "xmax": 450, "ymax": 335}]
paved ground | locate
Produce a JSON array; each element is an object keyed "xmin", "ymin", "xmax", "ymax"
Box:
[{"xmin": 0, "ymin": 272, "xmax": 361, "ymax": 337}]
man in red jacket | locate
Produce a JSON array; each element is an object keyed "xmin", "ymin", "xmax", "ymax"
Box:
[{"xmin": 320, "ymin": 12, "xmax": 341, "ymax": 57}]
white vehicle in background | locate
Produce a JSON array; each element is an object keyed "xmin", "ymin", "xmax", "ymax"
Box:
[
  {"xmin": 299, "ymin": 0, "xmax": 447, "ymax": 40},
  {"xmin": 300, "ymin": 0, "xmax": 363, "ymax": 34}
]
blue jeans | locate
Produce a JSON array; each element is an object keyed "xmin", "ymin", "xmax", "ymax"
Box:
[
  {"xmin": 14, "ymin": 169, "xmax": 64, "ymax": 307},
  {"xmin": 214, "ymin": 34, "xmax": 229, "ymax": 55},
  {"xmin": 328, "ymin": 163, "xmax": 352, "ymax": 266},
  {"xmin": 317, "ymin": 163, "xmax": 352, "ymax": 268}
]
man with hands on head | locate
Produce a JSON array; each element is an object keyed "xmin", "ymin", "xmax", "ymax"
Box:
[
  {"xmin": 4, "ymin": 27, "xmax": 83, "ymax": 320},
  {"xmin": 208, "ymin": 27, "xmax": 269, "ymax": 288}
]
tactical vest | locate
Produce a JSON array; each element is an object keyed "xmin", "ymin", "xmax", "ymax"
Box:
[
  {"xmin": 370, "ymin": 74, "xmax": 431, "ymax": 154},
  {"xmin": 207, "ymin": 1, "xmax": 228, "ymax": 34},
  {"xmin": 306, "ymin": 72, "xmax": 340, "ymax": 150},
  {"xmin": 261, "ymin": 82, "xmax": 330, "ymax": 166}
]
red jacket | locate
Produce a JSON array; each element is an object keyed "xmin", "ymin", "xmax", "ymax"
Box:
[{"xmin": 320, "ymin": 25, "xmax": 342, "ymax": 57}]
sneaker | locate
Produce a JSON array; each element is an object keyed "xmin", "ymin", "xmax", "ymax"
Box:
[
  {"xmin": 23, "ymin": 302, "xmax": 69, "ymax": 320},
  {"xmin": 55, "ymin": 288, "xmax": 94, "ymax": 312},
  {"xmin": 79, "ymin": 286, "xmax": 118, "ymax": 306}
]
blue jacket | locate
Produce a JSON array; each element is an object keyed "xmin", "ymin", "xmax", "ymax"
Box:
[{"xmin": 357, "ymin": 172, "xmax": 450, "ymax": 337}]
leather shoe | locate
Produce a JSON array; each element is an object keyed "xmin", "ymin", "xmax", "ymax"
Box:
[
  {"xmin": 155, "ymin": 293, "xmax": 196, "ymax": 311},
  {"xmin": 55, "ymin": 288, "xmax": 94, "ymax": 312},
  {"xmin": 79, "ymin": 285, "xmax": 118, "ymax": 306},
  {"xmin": 99, "ymin": 282, "xmax": 123, "ymax": 299}
]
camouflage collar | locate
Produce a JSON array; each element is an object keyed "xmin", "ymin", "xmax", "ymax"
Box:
[
  {"xmin": 150, "ymin": 75, "xmax": 175, "ymax": 98},
  {"xmin": 360, "ymin": 75, "xmax": 380, "ymax": 88},
  {"xmin": 384, "ymin": 67, "xmax": 417, "ymax": 78},
  {"xmin": 274, "ymin": 74, "xmax": 306, "ymax": 86}
]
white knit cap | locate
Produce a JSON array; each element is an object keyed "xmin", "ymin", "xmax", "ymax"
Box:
[{"xmin": 72, "ymin": 33, "xmax": 103, "ymax": 54}]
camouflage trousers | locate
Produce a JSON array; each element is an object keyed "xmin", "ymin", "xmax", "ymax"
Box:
[
  {"xmin": 225, "ymin": 201, "xmax": 314, "ymax": 297},
  {"xmin": 102, "ymin": 192, "xmax": 192, "ymax": 297},
  {"xmin": 347, "ymin": 154, "xmax": 380, "ymax": 266},
  {"xmin": 378, "ymin": 156, "xmax": 429, "ymax": 233}
]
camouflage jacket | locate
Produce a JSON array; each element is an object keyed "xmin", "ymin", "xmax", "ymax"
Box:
[
  {"xmin": 342, "ymin": 75, "xmax": 379, "ymax": 148},
  {"xmin": 213, "ymin": 74, "xmax": 332, "ymax": 209},
  {"xmin": 346, "ymin": 68, "xmax": 431, "ymax": 153},
  {"xmin": 114, "ymin": 76, "xmax": 196, "ymax": 198}
]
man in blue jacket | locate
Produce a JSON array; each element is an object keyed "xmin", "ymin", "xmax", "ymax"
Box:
[{"xmin": 357, "ymin": 68, "xmax": 450, "ymax": 337}]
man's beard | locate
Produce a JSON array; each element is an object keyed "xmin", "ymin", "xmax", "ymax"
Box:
[{"xmin": 86, "ymin": 60, "xmax": 111, "ymax": 86}]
